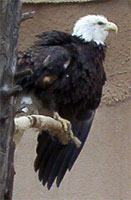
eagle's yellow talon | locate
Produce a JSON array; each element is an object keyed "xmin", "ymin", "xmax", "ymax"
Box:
[{"xmin": 53, "ymin": 112, "xmax": 71, "ymax": 133}]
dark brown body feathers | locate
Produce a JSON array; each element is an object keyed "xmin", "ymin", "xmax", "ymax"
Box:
[{"xmin": 16, "ymin": 30, "xmax": 107, "ymax": 189}]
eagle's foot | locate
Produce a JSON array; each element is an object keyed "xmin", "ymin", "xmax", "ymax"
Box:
[{"xmin": 53, "ymin": 112, "xmax": 72, "ymax": 134}]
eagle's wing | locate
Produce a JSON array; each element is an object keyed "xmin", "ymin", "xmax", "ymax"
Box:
[
  {"xmin": 34, "ymin": 110, "xmax": 95, "ymax": 189},
  {"xmin": 16, "ymin": 30, "xmax": 74, "ymax": 89},
  {"xmin": 17, "ymin": 49, "xmax": 71, "ymax": 90}
]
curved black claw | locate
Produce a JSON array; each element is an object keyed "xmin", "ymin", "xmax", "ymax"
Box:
[
  {"xmin": 58, "ymin": 117, "xmax": 72, "ymax": 134},
  {"xmin": 67, "ymin": 122, "xmax": 72, "ymax": 134}
]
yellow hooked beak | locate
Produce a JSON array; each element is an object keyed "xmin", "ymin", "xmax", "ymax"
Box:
[{"xmin": 105, "ymin": 22, "xmax": 118, "ymax": 33}]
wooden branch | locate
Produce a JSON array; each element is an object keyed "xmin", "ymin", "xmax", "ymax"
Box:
[
  {"xmin": 14, "ymin": 115, "xmax": 81, "ymax": 148},
  {"xmin": 1, "ymin": 85, "xmax": 22, "ymax": 98},
  {"xmin": 0, "ymin": 0, "xmax": 22, "ymax": 199},
  {"xmin": 14, "ymin": 69, "xmax": 33, "ymax": 79},
  {"xmin": 21, "ymin": 11, "xmax": 35, "ymax": 23}
]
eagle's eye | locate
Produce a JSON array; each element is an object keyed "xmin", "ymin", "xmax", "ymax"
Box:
[{"xmin": 98, "ymin": 21, "xmax": 105, "ymax": 25}]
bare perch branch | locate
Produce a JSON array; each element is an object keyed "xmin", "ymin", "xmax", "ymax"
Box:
[
  {"xmin": 21, "ymin": 11, "xmax": 35, "ymax": 22},
  {"xmin": 1, "ymin": 85, "xmax": 22, "ymax": 98},
  {"xmin": 14, "ymin": 115, "xmax": 81, "ymax": 148},
  {"xmin": 14, "ymin": 69, "xmax": 33, "ymax": 79}
]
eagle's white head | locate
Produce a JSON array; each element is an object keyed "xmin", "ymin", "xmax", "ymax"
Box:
[{"xmin": 72, "ymin": 15, "xmax": 118, "ymax": 45}]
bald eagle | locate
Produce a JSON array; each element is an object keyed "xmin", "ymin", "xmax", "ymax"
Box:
[{"xmin": 16, "ymin": 15, "xmax": 118, "ymax": 189}]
